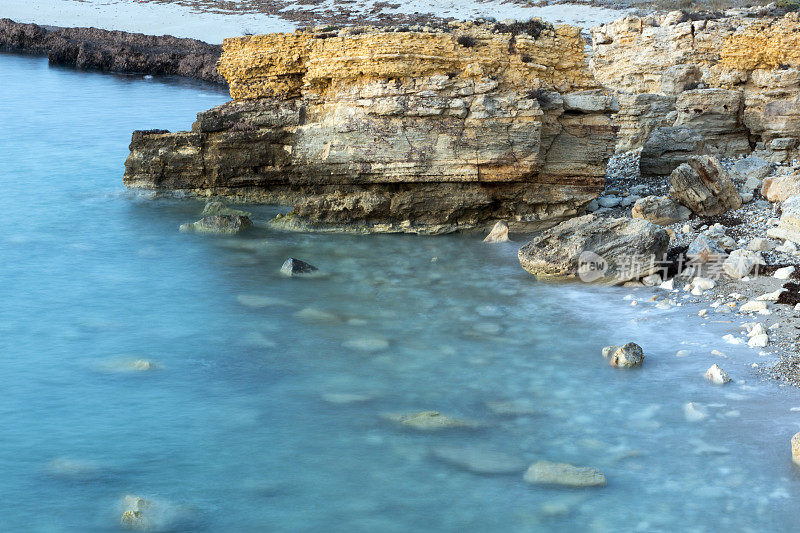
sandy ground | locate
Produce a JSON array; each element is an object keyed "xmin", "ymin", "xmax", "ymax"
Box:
[{"xmin": 2, "ymin": 0, "xmax": 630, "ymax": 43}]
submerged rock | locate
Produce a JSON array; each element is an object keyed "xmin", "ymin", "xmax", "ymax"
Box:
[
  {"xmin": 202, "ymin": 200, "xmax": 251, "ymax": 217},
  {"xmin": 608, "ymin": 343, "xmax": 645, "ymax": 368},
  {"xmin": 523, "ymin": 461, "xmax": 606, "ymax": 488},
  {"xmin": 120, "ymin": 496, "xmax": 154, "ymax": 531},
  {"xmin": 180, "ymin": 214, "xmax": 253, "ymax": 235},
  {"xmin": 382, "ymin": 411, "xmax": 478, "ymax": 431},
  {"xmin": 483, "ymin": 220, "xmax": 510, "ymax": 243},
  {"xmin": 343, "ymin": 337, "xmax": 389, "ymax": 352},
  {"xmin": 280, "ymin": 258, "xmax": 318, "ymax": 276},
  {"xmin": 431, "ymin": 445, "xmax": 526, "ymax": 475},
  {"xmin": 517, "ymin": 215, "xmax": 669, "ymax": 284}
]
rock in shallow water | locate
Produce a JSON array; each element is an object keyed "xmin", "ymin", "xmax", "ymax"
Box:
[
  {"xmin": 280, "ymin": 258, "xmax": 318, "ymax": 276},
  {"xmin": 705, "ymin": 364, "xmax": 732, "ymax": 385},
  {"xmin": 483, "ymin": 220, "xmax": 510, "ymax": 243},
  {"xmin": 517, "ymin": 215, "xmax": 669, "ymax": 284},
  {"xmin": 431, "ymin": 445, "xmax": 527, "ymax": 475},
  {"xmin": 792, "ymin": 433, "xmax": 800, "ymax": 466},
  {"xmin": 179, "ymin": 214, "xmax": 253, "ymax": 235},
  {"xmin": 523, "ymin": 461, "xmax": 606, "ymax": 488},
  {"xmin": 608, "ymin": 343, "xmax": 645, "ymax": 368},
  {"xmin": 381, "ymin": 411, "xmax": 478, "ymax": 431}
]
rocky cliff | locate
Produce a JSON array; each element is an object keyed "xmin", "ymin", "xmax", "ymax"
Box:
[
  {"xmin": 124, "ymin": 21, "xmax": 617, "ymax": 233},
  {"xmin": 591, "ymin": 9, "xmax": 800, "ymax": 167}
]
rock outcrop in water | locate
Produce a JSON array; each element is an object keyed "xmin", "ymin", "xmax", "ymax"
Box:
[
  {"xmin": 0, "ymin": 18, "xmax": 223, "ymax": 84},
  {"xmin": 591, "ymin": 9, "xmax": 800, "ymax": 168},
  {"xmin": 124, "ymin": 22, "xmax": 618, "ymax": 233}
]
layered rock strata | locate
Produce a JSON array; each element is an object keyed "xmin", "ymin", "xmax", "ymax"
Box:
[
  {"xmin": 591, "ymin": 9, "xmax": 800, "ymax": 169},
  {"xmin": 0, "ymin": 18, "xmax": 223, "ymax": 84},
  {"xmin": 124, "ymin": 22, "xmax": 618, "ymax": 233}
]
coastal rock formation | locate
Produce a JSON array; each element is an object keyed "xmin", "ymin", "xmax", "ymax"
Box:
[
  {"xmin": 179, "ymin": 214, "xmax": 253, "ymax": 234},
  {"xmin": 517, "ymin": 215, "xmax": 670, "ymax": 284},
  {"xmin": 669, "ymin": 155, "xmax": 742, "ymax": 216},
  {"xmin": 124, "ymin": 22, "xmax": 618, "ymax": 233},
  {"xmin": 0, "ymin": 18, "xmax": 223, "ymax": 84},
  {"xmin": 591, "ymin": 10, "xmax": 800, "ymax": 164},
  {"xmin": 639, "ymin": 126, "xmax": 706, "ymax": 178}
]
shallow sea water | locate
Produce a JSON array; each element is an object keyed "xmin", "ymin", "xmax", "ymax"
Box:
[{"xmin": 1, "ymin": 52, "xmax": 799, "ymax": 532}]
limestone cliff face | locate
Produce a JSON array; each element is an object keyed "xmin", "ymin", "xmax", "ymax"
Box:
[
  {"xmin": 125, "ymin": 22, "xmax": 617, "ymax": 233},
  {"xmin": 592, "ymin": 10, "xmax": 800, "ymax": 163}
]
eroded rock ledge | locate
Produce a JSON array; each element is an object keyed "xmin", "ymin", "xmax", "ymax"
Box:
[
  {"xmin": 593, "ymin": 9, "xmax": 800, "ymax": 169},
  {"xmin": 123, "ymin": 22, "xmax": 617, "ymax": 233},
  {"xmin": 0, "ymin": 18, "xmax": 223, "ymax": 84}
]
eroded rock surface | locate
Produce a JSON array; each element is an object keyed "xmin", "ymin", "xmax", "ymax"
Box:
[{"xmin": 124, "ymin": 23, "xmax": 617, "ymax": 233}]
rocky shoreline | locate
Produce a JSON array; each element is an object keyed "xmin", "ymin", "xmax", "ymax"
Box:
[{"xmin": 0, "ymin": 18, "xmax": 224, "ymax": 84}]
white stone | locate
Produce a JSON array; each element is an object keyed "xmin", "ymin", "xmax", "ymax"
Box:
[
  {"xmin": 692, "ymin": 277, "xmax": 716, "ymax": 290},
  {"xmin": 659, "ymin": 278, "xmax": 675, "ymax": 290},
  {"xmin": 483, "ymin": 220, "xmax": 510, "ymax": 243},
  {"xmin": 774, "ymin": 266, "xmax": 795, "ymax": 279},
  {"xmin": 747, "ymin": 238, "xmax": 773, "ymax": 252},
  {"xmin": 642, "ymin": 273, "xmax": 662, "ymax": 286},
  {"xmin": 756, "ymin": 289, "xmax": 787, "ymax": 301},
  {"xmin": 777, "ymin": 241, "xmax": 798, "ymax": 253},
  {"xmin": 723, "ymin": 249, "xmax": 765, "ymax": 279},
  {"xmin": 705, "ymin": 364, "xmax": 732, "ymax": 385},
  {"xmin": 676, "ymin": 349, "xmax": 690, "ymax": 357},
  {"xmin": 747, "ymin": 323, "xmax": 766, "ymax": 337},
  {"xmin": 698, "ymin": 309, "xmax": 708, "ymax": 317},
  {"xmin": 740, "ymin": 300, "xmax": 768, "ymax": 313},
  {"xmin": 748, "ymin": 333, "xmax": 769, "ymax": 348},
  {"xmin": 722, "ymin": 334, "xmax": 743, "ymax": 344}
]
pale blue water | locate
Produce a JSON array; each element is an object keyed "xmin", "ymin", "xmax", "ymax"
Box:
[{"xmin": 1, "ymin": 52, "xmax": 800, "ymax": 532}]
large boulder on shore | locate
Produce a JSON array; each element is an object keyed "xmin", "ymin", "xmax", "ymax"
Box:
[
  {"xmin": 762, "ymin": 174, "xmax": 800, "ymax": 203},
  {"xmin": 517, "ymin": 215, "xmax": 670, "ymax": 284},
  {"xmin": 631, "ymin": 195, "xmax": 690, "ymax": 226},
  {"xmin": 640, "ymin": 126, "xmax": 706, "ymax": 177},
  {"xmin": 669, "ymin": 155, "xmax": 742, "ymax": 216},
  {"xmin": 768, "ymin": 195, "xmax": 800, "ymax": 244}
]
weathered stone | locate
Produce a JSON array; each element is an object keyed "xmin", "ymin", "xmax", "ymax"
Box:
[
  {"xmin": 202, "ymin": 200, "xmax": 250, "ymax": 217},
  {"xmin": 747, "ymin": 237, "xmax": 774, "ymax": 252},
  {"xmin": 608, "ymin": 342, "xmax": 644, "ymax": 368},
  {"xmin": 631, "ymin": 195, "xmax": 691, "ymax": 226},
  {"xmin": 762, "ymin": 174, "xmax": 800, "ymax": 203},
  {"xmin": 382, "ymin": 411, "xmax": 477, "ymax": 431},
  {"xmin": 523, "ymin": 461, "xmax": 606, "ymax": 488},
  {"xmin": 730, "ymin": 156, "xmax": 773, "ymax": 183},
  {"xmin": 179, "ymin": 214, "xmax": 253, "ymax": 234},
  {"xmin": 612, "ymin": 93, "xmax": 676, "ymax": 152},
  {"xmin": 602, "ymin": 345, "xmax": 619, "ymax": 358},
  {"xmin": 792, "ymin": 432, "xmax": 800, "ymax": 466},
  {"xmin": 723, "ymin": 249, "xmax": 765, "ymax": 279},
  {"xmin": 673, "ymin": 89, "xmax": 750, "ymax": 156},
  {"xmin": 280, "ymin": 258, "xmax": 318, "ymax": 276},
  {"xmin": 120, "ymin": 496, "xmax": 154, "ymax": 531},
  {"xmin": 661, "ymin": 64, "xmax": 702, "ymax": 96},
  {"xmin": 483, "ymin": 220, "xmax": 509, "ymax": 243},
  {"xmin": 669, "ymin": 156, "xmax": 742, "ymax": 216},
  {"xmin": 517, "ymin": 215, "xmax": 669, "ymax": 284},
  {"xmin": 640, "ymin": 126, "xmax": 706, "ymax": 177},
  {"xmin": 705, "ymin": 364, "xmax": 732, "ymax": 385},
  {"xmin": 687, "ymin": 234, "xmax": 727, "ymax": 263},
  {"xmin": 768, "ymin": 195, "xmax": 800, "ymax": 244},
  {"xmin": 124, "ymin": 25, "xmax": 617, "ymax": 233}
]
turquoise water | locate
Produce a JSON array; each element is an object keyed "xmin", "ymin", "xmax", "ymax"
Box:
[{"xmin": 2, "ymin": 52, "xmax": 800, "ymax": 532}]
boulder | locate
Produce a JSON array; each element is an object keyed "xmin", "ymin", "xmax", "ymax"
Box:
[
  {"xmin": 280, "ymin": 258, "xmax": 318, "ymax": 276},
  {"xmin": 631, "ymin": 196, "xmax": 691, "ymax": 226},
  {"xmin": 730, "ymin": 156, "xmax": 773, "ymax": 183},
  {"xmin": 179, "ymin": 214, "xmax": 253, "ymax": 234},
  {"xmin": 669, "ymin": 155, "xmax": 742, "ymax": 216},
  {"xmin": 640, "ymin": 126, "xmax": 706, "ymax": 177},
  {"xmin": 608, "ymin": 342, "xmax": 645, "ymax": 368},
  {"xmin": 523, "ymin": 461, "xmax": 606, "ymax": 488},
  {"xmin": 768, "ymin": 195, "xmax": 800, "ymax": 244},
  {"xmin": 762, "ymin": 174, "xmax": 800, "ymax": 202},
  {"xmin": 381, "ymin": 411, "xmax": 477, "ymax": 431},
  {"xmin": 748, "ymin": 237, "xmax": 774, "ymax": 252},
  {"xmin": 775, "ymin": 266, "xmax": 796, "ymax": 279},
  {"xmin": 483, "ymin": 220, "xmax": 509, "ymax": 243},
  {"xmin": 687, "ymin": 234, "xmax": 727, "ymax": 263},
  {"xmin": 674, "ymin": 89, "xmax": 750, "ymax": 156},
  {"xmin": 705, "ymin": 364, "xmax": 732, "ymax": 385},
  {"xmin": 740, "ymin": 300, "xmax": 768, "ymax": 313},
  {"xmin": 722, "ymin": 249, "xmax": 765, "ymax": 279},
  {"xmin": 517, "ymin": 215, "xmax": 669, "ymax": 284}
]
